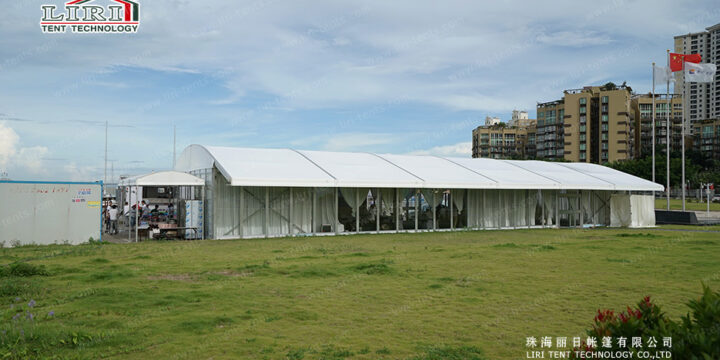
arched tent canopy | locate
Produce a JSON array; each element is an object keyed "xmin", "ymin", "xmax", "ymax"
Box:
[
  {"xmin": 176, "ymin": 145, "xmax": 663, "ymax": 192},
  {"xmin": 119, "ymin": 171, "xmax": 205, "ymax": 187}
]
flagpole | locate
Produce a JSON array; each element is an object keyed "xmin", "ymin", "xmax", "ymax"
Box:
[
  {"xmin": 681, "ymin": 58, "xmax": 686, "ymax": 211},
  {"xmin": 666, "ymin": 50, "xmax": 671, "ymax": 211},
  {"xmin": 651, "ymin": 62, "xmax": 656, "ymax": 184}
]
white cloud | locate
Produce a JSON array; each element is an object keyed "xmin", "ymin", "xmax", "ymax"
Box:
[
  {"xmin": 407, "ymin": 142, "xmax": 471, "ymax": 157},
  {"xmin": 536, "ymin": 31, "xmax": 613, "ymax": 47},
  {"xmin": 16, "ymin": 146, "xmax": 48, "ymax": 174},
  {"xmin": 0, "ymin": 122, "xmax": 19, "ymax": 167}
]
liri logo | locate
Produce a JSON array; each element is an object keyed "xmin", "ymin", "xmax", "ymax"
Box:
[{"xmin": 41, "ymin": 0, "xmax": 140, "ymax": 34}]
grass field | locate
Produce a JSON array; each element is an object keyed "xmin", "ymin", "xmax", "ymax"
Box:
[
  {"xmin": 1, "ymin": 227, "xmax": 719, "ymax": 359},
  {"xmin": 655, "ymin": 198, "xmax": 720, "ymax": 211}
]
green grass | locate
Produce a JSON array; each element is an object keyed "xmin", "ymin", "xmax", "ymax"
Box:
[
  {"xmin": 655, "ymin": 198, "xmax": 720, "ymax": 211},
  {"xmin": 0, "ymin": 227, "xmax": 719, "ymax": 359}
]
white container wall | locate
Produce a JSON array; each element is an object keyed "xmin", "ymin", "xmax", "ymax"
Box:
[{"xmin": 0, "ymin": 181, "xmax": 102, "ymax": 246}]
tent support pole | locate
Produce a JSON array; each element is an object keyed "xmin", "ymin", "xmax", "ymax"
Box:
[
  {"xmin": 335, "ymin": 187, "xmax": 339, "ymax": 235},
  {"xmin": 395, "ymin": 188, "xmax": 400, "ymax": 232},
  {"xmin": 289, "ymin": 187, "xmax": 293, "ymax": 236},
  {"xmin": 376, "ymin": 188, "xmax": 380, "ymax": 233},
  {"xmin": 355, "ymin": 188, "xmax": 359, "ymax": 234},
  {"xmin": 134, "ymin": 185, "xmax": 138, "ymax": 243},
  {"xmin": 512, "ymin": 191, "xmax": 517, "ymax": 229},
  {"xmin": 312, "ymin": 188, "xmax": 316, "ymax": 235},
  {"xmin": 414, "ymin": 189, "xmax": 419, "ymax": 231},
  {"xmin": 264, "ymin": 187, "xmax": 269, "ymax": 238},
  {"xmin": 450, "ymin": 191, "xmax": 454, "ymax": 231},
  {"xmin": 541, "ymin": 190, "xmax": 545, "ymax": 228},
  {"xmin": 240, "ymin": 186, "xmax": 244, "ymax": 238},
  {"xmin": 432, "ymin": 191, "xmax": 437, "ymax": 231},
  {"xmin": 201, "ymin": 185, "xmax": 205, "ymax": 240},
  {"xmin": 527, "ymin": 189, "xmax": 531, "ymax": 229},
  {"xmin": 497, "ymin": 190, "xmax": 502, "ymax": 229},
  {"xmin": 579, "ymin": 190, "xmax": 584, "ymax": 229},
  {"xmin": 555, "ymin": 191, "xmax": 560, "ymax": 229},
  {"xmin": 482, "ymin": 189, "xmax": 486, "ymax": 229},
  {"xmin": 127, "ymin": 186, "xmax": 130, "ymax": 242}
]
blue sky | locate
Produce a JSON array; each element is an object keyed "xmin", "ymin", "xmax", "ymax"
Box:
[{"xmin": 0, "ymin": 0, "xmax": 718, "ymax": 181}]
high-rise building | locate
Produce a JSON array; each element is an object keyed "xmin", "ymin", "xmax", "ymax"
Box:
[
  {"xmin": 631, "ymin": 93, "xmax": 683, "ymax": 158},
  {"xmin": 537, "ymin": 84, "xmax": 634, "ymax": 164},
  {"xmin": 674, "ymin": 23, "xmax": 720, "ymax": 134},
  {"xmin": 693, "ymin": 119, "xmax": 720, "ymax": 160}
]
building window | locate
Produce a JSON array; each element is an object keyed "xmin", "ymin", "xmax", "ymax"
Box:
[
  {"xmin": 580, "ymin": 106, "xmax": 586, "ymax": 114},
  {"xmin": 580, "ymin": 125, "xmax": 586, "ymax": 132},
  {"xmin": 602, "ymin": 133, "xmax": 608, "ymax": 140},
  {"xmin": 579, "ymin": 98, "xmax": 587, "ymax": 105},
  {"xmin": 580, "ymin": 134, "xmax": 586, "ymax": 141},
  {"xmin": 602, "ymin": 96, "xmax": 609, "ymax": 103},
  {"xmin": 579, "ymin": 144, "xmax": 586, "ymax": 150},
  {"xmin": 580, "ymin": 115, "xmax": 586, "ymax": 123},
  {"xmin": 602, "ymin": 115, "xmax": 608, "ymax": 122},
  {"xmin": 580, "ymin": 152, "xmax": 586, "ymax": 160},
  {"xmin": 602, "ymin": 124, "xmax": 609, "ymax": 131},
  {"xmin": 602, "ymin": 143, "xmax": 608, "ymax": 150}
]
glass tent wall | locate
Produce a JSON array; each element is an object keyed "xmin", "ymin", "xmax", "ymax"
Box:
[{"xmin": 209, "ymin": 180, "xmax": 614, "ymax": 239}]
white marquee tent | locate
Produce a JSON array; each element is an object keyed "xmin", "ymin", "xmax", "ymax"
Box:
[
  {"xmin": 118, "ymin": 171, "xmax": 205, "ymax": 241},
  {"xmin": 176, "ymin": 145, "xmax": 662, "ymax": 239}
]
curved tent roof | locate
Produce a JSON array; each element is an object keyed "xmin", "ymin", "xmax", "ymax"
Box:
[
  {"xmin": 175, "ymin": 145, "xmax": 663, "ymax": 191},
  {"xmin": 119, "ymin": 171, "xmax": 204, "ymax": 187}
]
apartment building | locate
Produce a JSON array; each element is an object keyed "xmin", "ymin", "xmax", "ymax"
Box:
[
  {"xmin": 693, "ymin": 119, "xmax": 720, "ymax": 160},
  {"xmin": 674, "ymin": 23, "xmax": 720, "ymax": 133},
  {"xmin": 537, "ymin": 84, "xmax": 634, "ymax": 164},
  {"xmin": 631, "ymin": 94, "xmax": 683, "ymax": 158},
  {"xmin": 471, "ymin": 121, "xmax": 536, "ymax": 159}
]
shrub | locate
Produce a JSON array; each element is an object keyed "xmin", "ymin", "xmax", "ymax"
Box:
[{"xmin": 574, "ymin": 285, "xmax": 720, "ymax": 359}]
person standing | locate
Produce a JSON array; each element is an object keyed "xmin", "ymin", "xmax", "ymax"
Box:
[{"xmin": 108, "ymin": 205, "xmax": 119, "ymax": 235}]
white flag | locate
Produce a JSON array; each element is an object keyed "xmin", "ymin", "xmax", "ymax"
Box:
[
  {"xmin": 653, "ymin": 65, "xmax": 673, "ymax": 85},
  {"xmin": 684, "ymin": 62, "xmax": 717, "ymax": 83}
]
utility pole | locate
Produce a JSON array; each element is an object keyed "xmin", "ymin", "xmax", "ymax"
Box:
[{"xmin": 104, "ymin": 120, "xmax": 108, "ymax": 186}]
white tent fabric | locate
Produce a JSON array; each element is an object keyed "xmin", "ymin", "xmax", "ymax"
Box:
[
  {"xmin": 118, "ymin": 171, "xmax": 204, "ymax": 186},
  {"xmin": 176, "ymin": 145, "xmax": 663, "ymax": 191},
  {"xmin": 609, "ymin": 194, "xmax": 655, "ymax": 228}
]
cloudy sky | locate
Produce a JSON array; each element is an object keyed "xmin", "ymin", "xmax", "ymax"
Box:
[{"xmin": 0, "ymin": 0, "xmax": 718, "ymax": 181}]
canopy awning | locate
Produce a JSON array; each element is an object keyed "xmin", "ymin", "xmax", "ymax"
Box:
[{"xmin": 118, "ymin": 171, "xmax": 204, "ymax": 187}]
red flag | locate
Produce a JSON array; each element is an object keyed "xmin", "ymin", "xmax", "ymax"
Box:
[{"xmin": 669, "ymin": 53, "xmax": 701, "ymax": 72}]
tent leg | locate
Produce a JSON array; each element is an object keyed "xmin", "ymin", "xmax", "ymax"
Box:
[
  {"xmin": 201, "ymin": 185, "xmax": 205, "ymax": 240},
  {"xmin": 432, "ymin": 191, "xmax": 437, "ymax": 231},
  {"xmin": 264, "ymin": 187, "xmax": 269, "ymax": 238},
  {"xmin": 239, "ymin": 186, "xmax": 244, "ymax": 238},
  {"xmin": 335, "ymin": 188, "xmax": 339, "ymax": 235},
  {"xmin": 555, "ymin": 191, "xmax": 560, "ymax": 229},
  {"xmin": 312, "ymin": 188, "xmax": 316, "ymax": 235},
  {"xmin": 450, "ymin": 191, "xmax": 454, "ymax": 231},
  {"xmin": 135, "ymin": 185, "xmax": 138, "ymax": 243},
  {"xmin": 541, "ymin": 190, "xmax": 545, "ymax": 227},
  {"xmin": 395, "ymin": 189, "xmax": 399, "ymax": 232},
  {"xmin": 414, "ymin": 189, "xmax": 419, "ymax": 231},
  {"xmin": 376, "ymin": 188, "xmax": 380, "ymax": 233},
  {"xmin": 355, "ymin": 188, "xmax": 359, "ymax": 234},
  {"xmin": 579, "ymin": 190, "xmax": 584, "ymax": 229},
  {"xmin": 289, "ymin": 187, "xmax": 293, "ymax": 237}
]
